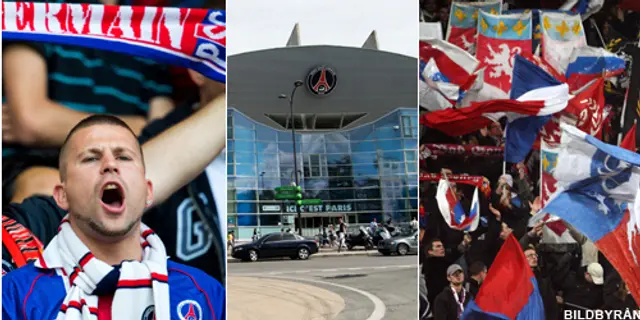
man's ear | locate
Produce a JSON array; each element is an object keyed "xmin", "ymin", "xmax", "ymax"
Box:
[
  {"xmin": 145, "ymin": 179, "xmax": 154, "ymax": 208},
  {"xmin": 53, "ymin": 184, "xmax": 69, "ymax": 211},
  {"xmin": 187, "ymin": 69, "xmax": 206, "ymax": 87}
]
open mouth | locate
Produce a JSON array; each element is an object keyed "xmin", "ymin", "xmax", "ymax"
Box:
[{"xmin": 100, "ymin": 182, "xmax": 125, "ymax": 212}]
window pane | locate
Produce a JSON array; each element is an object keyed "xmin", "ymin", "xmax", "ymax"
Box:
[
  {"xmin": 376, "ymin": 139, "xmax": 403, "ymax": 151},
  {"xmin": 406, "ymin": 162, "xmax": 417, "ymax": 173},
  {"xmin": 282, "ymin": 233, "xmax": 296, "ymax": 241},
  {"xmin": 351, "ymin": 153, "xmax": 376, "ymax": 164},
  {"xmin": 235, "ymin": 128, "xmax": 255, "ymax": 140},
  {"xmin": 327, "ymin": 154, "xmax": 351, "ymax": 165},
  {"xmin": 235, "ymin": 140, "xmax": 255, "ymax": 153},
  {"xmin": 379, "ymin": 151, "xmax": 403, "ymax": 161},
  {"xmin": 237, "ymin": 188, "xmax": 257, "ymax": 200},
  {"xmin": 326, "ymin": 142, "xmax": 350, "ymax": 154},
  {"xmin": 351, "ymin": 141, "xmax": 376, "ymax": 152},
  {"xmin": 256, "ymin": 125, "xmax": 277, "ymax": 141},
  {"xmin": 328, "ymin": 165, "xmax": 352, "ymax": 177},
  {"xmin": 353, "ymin": 164, "xmax": 379, "ymax": 176},
  {"xmin": 237, "ymin": 201, "xmax": 257, "ymax": 213},
  {"xmin": 234, "ymin": 114, "xmax": 255, "ymax": 129},
  {"xmin": 403, "ymin": 139, "xmax": 417, "ymax": 149},
  {"xmin": 237, "ymin": 214, "xmax": 258, "ymax": 226},
  {"xmin": 228, "ymin": 178, "xmax": 256, "ymax": 189},
  {"xmin": 257, "ymin": 141, "xmax": 278, "ymax": 153},
  {"xmin": 259, "ymin": 215, "xmax": 282, "ymax": 226},
  {"xmin": 355, "ymin": 187, "xmax": 381, "ymax": 199},
  {"xmin": 349, "ymin": 125, "xmax": 374, "ymax": 141},
  {"xmin": 405, "ymin": 151, "xmax": 416, "ymax": 162},
  {"xmin": 235, "ymin": 164, "xmax": 256, "ymax": 176},
  {"xmin": 329, "ymin": 189, "xmax": 354, "ymax": 200},
  {"xmin": 235, "ymin": 152, "xmax": 256, "ymax": 164},
  {"xmin": 355, "ymin": 200, "xmax": 383, "ymax": 211}
]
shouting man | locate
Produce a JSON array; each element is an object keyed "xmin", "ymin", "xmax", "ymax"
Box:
[{"xmin": 2, "ymin": 115, "xmax": 224, "ymax": 319}]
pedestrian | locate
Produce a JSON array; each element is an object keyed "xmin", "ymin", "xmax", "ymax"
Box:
[
  {"xmin": 228, "ymin": 231, "xmax": 235, "ymax": 251},
  {"xmin": 337, "ymin": 217, "xmax": 348, "ymax": 253},
  {"xmin": 411, "ymin": 216, "xmax": 419, "ymax": 231},
  {"xmin": 433, "ymin": 264, "xmax": 471, "ymax": 320},
  {"xmin": 370, "ymin": 218, "xmax": 378, "ymax": 232},
  {"xmin": 2, "ymin": 115, "xmax": 224, "ymax": 319},
  {"xmin": 252, "ymin": 228, "xmax": 258, "ymax": 242}
]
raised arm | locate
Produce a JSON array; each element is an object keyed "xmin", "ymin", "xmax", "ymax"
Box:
[
  {"xmin": 2, "ymin": 44, "xmax": 147, "ymax": 147},
  {"xmin": 143, "ymin": 93, "xmax": 226, "ymax": 205}
]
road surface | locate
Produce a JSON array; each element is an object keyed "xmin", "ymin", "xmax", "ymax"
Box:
[{"xmin": 228, "ymin": 254, "xmax": 418, "ymax": 320}]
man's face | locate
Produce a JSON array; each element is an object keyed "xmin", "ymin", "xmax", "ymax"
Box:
[
  {"xmin": 585, "ymin": 272, "xmax": 593, "ymax": 283},
  {"xmin": 428, "ymin": 241, "xmax": 445, "ymax": 257},
  {"xmin": 54, "ymin": 125, "xmax": 152, "ymax": 242},
  {"xmin": 478, "ymin": 269, "xmax": 488, "ymax": 282},
  {"xmin": 448, "ymin": 270, "xmax": 464, "ymax": 286},
  {"xmin": 489, "ymin": 123, "xmax": 502, "ymax": 137},
  {"xmin": 439, "ymin": 7, "xmax": 449, "ymax": 21},
  {"xmin": 525, "ymin": 249, "xmax": 538, "ymax": 268}
]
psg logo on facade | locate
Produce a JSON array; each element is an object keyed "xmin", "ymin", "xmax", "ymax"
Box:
[{"xmin": 306, "ymin": 66, "xmax": 337, "ymax": 96}]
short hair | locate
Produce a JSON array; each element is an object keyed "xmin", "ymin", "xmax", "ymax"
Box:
[
  {"xmin": 469, "ymin": 261, "xmax": 487, "ymax": 276},
  {"xmin": 524, "ymin": 244, "xmax": 537, "ymax": 253},
  {"xmin": 59, "ymin": 115, "xmax": 143, "ymax": 181},
  {"xmin": 428, "ymin": 238, "xmax": 443, "ymax": 251}
]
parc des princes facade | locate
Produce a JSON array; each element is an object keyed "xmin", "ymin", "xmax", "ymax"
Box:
[{"xmin": 226, "ymin": 26, "xmax": 418, "ymax": 239}]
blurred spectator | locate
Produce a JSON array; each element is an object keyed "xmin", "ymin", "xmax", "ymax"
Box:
[
  {"xmin": 433, "ymin": 264, "xmax": 471, "ymax": 320},
  {"xmin": 561, "ymin": 263, "xmax": 605, "ymax": 311},
  {"xmin": 465, "ymin": 261, "xmax": 487, "ymax": 298},
  {"xmin": 524, "ymin": 245, "xmax": 559, "ymax": 320}
]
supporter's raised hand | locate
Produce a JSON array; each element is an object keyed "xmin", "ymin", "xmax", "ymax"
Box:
[
  {"xmin": 463, "ymin": 233, "xmax": 472, "ymax": 246},
  {"xmin": 489, "ymin": 204, "xmax": 501, "ymax": 221},
  {"xmin": 528, "ymin": 221, "xmax": 544, "ymax": 238},
  {"xmin": 516, "ymin": 161, "xmax": 527, "ymax": 179},
  {"xmin": 529, "ymin": 197, "xmax": 542, "ymax": 214},
  {"xmin": 441, "ymin": 168, "xmax": 453, "ymax": 176}
]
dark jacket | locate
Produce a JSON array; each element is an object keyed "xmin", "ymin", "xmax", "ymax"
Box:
[
  {"xmin": 563, "ymin": 279, "xmax": 604, "ymax": 310},
  {"xmin": 425, "ymin": 248, "xmax": 464, "ymax": 308},
  {"xmin": 433, "ymin": 286, "xmax": 471, "ymax": 320},
  {"xmin": 465, "ymin": 278, "xmax": 481, "ymax": 299},
  {"xmin": 534, "ymin": 268, "xmax": 559, "ymax": 320}
]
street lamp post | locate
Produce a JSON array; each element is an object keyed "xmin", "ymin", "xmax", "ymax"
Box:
[{"xmin": 279, "ymin": 80, "xmax": 304, "ymax": 236}]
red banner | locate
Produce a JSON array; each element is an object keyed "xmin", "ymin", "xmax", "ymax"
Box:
[{"xmin": 420, "ymin": 144, "xmax": 504, "ymax": 160}]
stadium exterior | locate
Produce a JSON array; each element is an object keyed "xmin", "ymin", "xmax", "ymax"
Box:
[{"xmin": 227, "ymin": 26, "xmax": 418, "ymax": 240}]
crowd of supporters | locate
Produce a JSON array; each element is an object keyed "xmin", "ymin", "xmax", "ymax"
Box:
[{"xmin": 419, "ymin": 1, "xmax": 640, "ymax": 319}]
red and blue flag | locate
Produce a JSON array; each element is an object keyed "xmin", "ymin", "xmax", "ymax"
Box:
[{"xmin": 462, "ymin": 234, "xmax": 545, "ymax": 319}]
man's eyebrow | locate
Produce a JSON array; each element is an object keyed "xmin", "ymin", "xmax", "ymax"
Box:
[{"xmin": 77, "ymin": 147, "xmax": 102, "ymax": 158}]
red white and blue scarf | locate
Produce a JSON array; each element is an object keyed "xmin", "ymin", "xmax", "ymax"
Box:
[
  {"xmin": 35, "ymin": 217, "xmax": 170, "ymax": 320},
  {"xmin": 2, "ymin": 2, "xmax": 226, "ymax": 83}
]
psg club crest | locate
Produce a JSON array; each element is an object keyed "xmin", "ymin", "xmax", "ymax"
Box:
[
  {"xmin": 141, "ymin": 305, "xmax": 155, "ymax": 320},
  {"xmin": 177, "ymin": 300, "xmax": 202, "ymax": 320},
  {"xmin": 306, "ymin": 66, "xmax": 337, "ymax": 96}
]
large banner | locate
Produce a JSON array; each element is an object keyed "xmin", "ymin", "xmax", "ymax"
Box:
[
  {"xmin": 446, "ymin": 1, "xmax": 502, "ymax": 54},
  {"xmin": 476, "ymin": 11, "xmax": 532, "ymax": 95},
  {"xmin": 2, "ymin": 2, "xmax": 226, "ymax": 82}
]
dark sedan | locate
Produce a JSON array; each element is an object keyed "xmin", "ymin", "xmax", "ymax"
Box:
[{"xmin": 231, "ymin": 232, "xmax": 319, "ymax": 262}]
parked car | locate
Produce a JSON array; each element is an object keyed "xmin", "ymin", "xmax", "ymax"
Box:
[
  {"xmin": 231, "ymin": 232, "xmax": 319, "ymax": 262},
  {"xmin": 377, "ymin": 229, "xmax": 419, "ymax": 256}
]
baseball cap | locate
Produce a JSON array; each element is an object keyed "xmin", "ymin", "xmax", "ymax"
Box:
[
  {"xmin": 587, "ymin": 263, "xmax": 604, "ymax": 285},
  {"xmin": 447, "ymin": 264, "xmax": 463, "ymax": 276}
]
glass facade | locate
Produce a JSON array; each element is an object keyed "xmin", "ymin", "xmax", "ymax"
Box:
[{"xmin": 227, "ymin": 108, "xmax": 419, "ymax": 239}]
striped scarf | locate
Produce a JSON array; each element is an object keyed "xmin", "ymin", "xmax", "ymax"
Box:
[
  {"xmin": 2, "ymin": 2, "xmax": 226, "ymax": 82},
  {"xmin": 35, "ymin": 217, "xmax": 170, "ymax": 320}
]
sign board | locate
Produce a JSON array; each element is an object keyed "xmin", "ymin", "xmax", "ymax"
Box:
[
  {"xmin": 260, "ymin": 205, "xmax": 282, "ymax": 213},
  {"xmin": 285, "ymin": 203, "xmax": 353, "ymax": 214}
]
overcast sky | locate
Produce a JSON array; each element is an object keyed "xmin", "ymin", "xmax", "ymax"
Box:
[{"xmin": 227, "ymin": 0, "xmax": 418, "ymax": 58}]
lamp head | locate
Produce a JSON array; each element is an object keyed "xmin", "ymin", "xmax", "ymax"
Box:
[
  {"xmin": 294, "ymin": 80, "xmax": 303, "ymax": 87},
  {"xmin": 278, "ymin": 94, "xmax": 287, "ymax": 99}
]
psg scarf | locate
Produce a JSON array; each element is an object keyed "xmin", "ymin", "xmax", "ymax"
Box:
[{"xmin": 2, "ymin": 2, "xmax": 226, "ymax": 83}]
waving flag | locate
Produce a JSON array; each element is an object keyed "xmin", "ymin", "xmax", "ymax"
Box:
[
  {"xmin": 420, "ymin": 58, "xmax": 459, "ymax": 111},
  {"xmin": 436, "ymin": 179, "xmax": 480, "ymax": 231},
  {"xmin": 2, "ymin": 2, "xmax": 226, "ymax": 83},
  {"xmin": 476, "ymin": 11, "xmax": 533, "ymax": 95},
  {"xmin": 504, "ymin": 55, "xmax": 568, "ymax": 163},
  {"xmin": 541, "ymin": 11, "xmax": 586, "ymax": 76},
  {"xmin": 566, "ymin": 78, "xmax": 605, "ymax": 137},
  {"xmin": 543, "ymin": 124, "xmax": 640, "ymax": 305},
  {"xmin": 446, "ymin": 1, "xmax": 502, "ymax": 54},
  {"xmin": 566, "ymin": 46, "xmax": 626, "ymax": 91},
  {"xmin": 420, "ymin": 39, "xmax": 479, "ymax": 88},
  {"xmin": 462, "ymin": 234, "xmax": 545, "ymax": 319}
]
